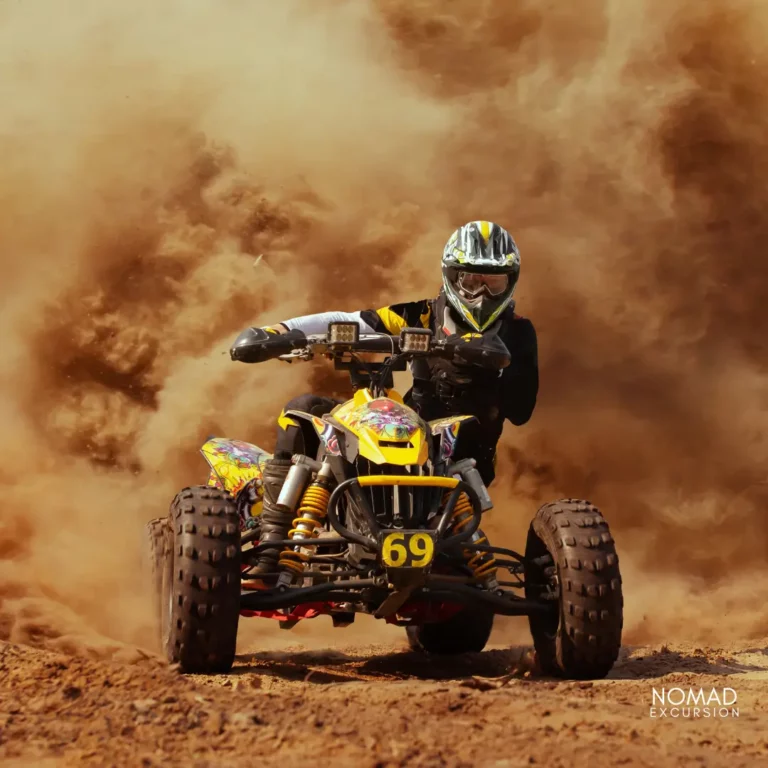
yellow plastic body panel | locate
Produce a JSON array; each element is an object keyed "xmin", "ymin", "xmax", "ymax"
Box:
[
  {"xmin": 331, "ymin": 389, "xmax": 428, "ymax": 466},
  {"xmin": 427, "ymin": 415, "xmax": 477, "ymax": 436},
  {"xmin": 278, "ymin": 410, "xmax": 300, "ymax": 431},
  {"xmin": 200, "ymin": 438, "xmax": 270, "ymax": 513}
]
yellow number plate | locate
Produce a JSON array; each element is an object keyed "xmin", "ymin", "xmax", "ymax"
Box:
[{"xmin": 381, "ymin": 531, "xmax": 436, "ymax": 569}]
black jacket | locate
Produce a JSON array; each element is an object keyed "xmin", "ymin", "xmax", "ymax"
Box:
[{"xmin": 360, "ymin": 294, "xmax": 538, "ymax": 484}]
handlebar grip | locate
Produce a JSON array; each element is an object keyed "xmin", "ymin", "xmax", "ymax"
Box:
[{"xmin": 230, "ymin": 328, "xmax": 307, "ymax": 363}]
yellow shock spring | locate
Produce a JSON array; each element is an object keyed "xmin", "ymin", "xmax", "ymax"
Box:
[
  {"xmin": 444, "ymin": 491, "xmax": 498, "ymax": 582},
  {"xmin": 278, "ymin": 483, "xmax": 331, "ymax": 575}
]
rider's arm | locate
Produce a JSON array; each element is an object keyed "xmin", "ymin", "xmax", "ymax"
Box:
[
  {"xmin": 501, "ymin": 317, "xmax": 539, "ymax": 426},
  {"xmin": 269, "ymin": 311, "xmax": 379, "ymax": 335},
  {"xmin": 359, "ymin": 301, "xmax": 433, "ymax": 334},
  {"xmin": 270, "ymin": 301, "xmax": 432, "ymax": 336}
]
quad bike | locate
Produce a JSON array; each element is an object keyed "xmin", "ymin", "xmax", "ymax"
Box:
[{"xmin": 146, "ymin": 322, "xmax": 623, "ymax": 678}]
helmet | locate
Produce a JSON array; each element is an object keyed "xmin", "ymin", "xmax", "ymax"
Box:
[{"xmin": 441, "ymin": 220, "xmax": 520, "ymax": 332}]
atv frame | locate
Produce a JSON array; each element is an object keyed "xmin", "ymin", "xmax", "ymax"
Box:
[
  {"xmin": 238, "ymin": 469, "xmax": 553, "ymax": 620},
  {"xmin": 147, "ymin": 322, "xmax": 623, "ymax": 679}
]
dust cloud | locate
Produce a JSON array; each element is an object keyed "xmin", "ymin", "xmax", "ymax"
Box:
[
  {"xmin": 0, "ymin": 0, "xmax": 766, "ymax": 655},
  {"xmin": 0, "ymin": 0, "xmax": 449, "ymax": 656},
  {"xmin": 381, "ymin": 0, "xmax": 768, "ymax": 642}
]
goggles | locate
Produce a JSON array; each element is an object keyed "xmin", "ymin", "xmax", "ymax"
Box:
[{"xmin": 455, "ymin": 271, "xmax": 509, "ymax": 298}]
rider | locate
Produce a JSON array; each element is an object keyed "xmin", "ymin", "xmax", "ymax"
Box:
[{"xmin": 240, "ymin": 220, "xmax": 538, "ymax": 571}]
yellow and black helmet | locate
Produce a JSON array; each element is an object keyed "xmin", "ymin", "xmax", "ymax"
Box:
[{"xmin": 441, "ymin": 220, "xmax": 520, "ymax": 332}]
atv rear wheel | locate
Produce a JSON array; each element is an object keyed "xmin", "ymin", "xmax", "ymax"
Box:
[
  {"xmin": 524, "ymin": 499, "xmax": 623, "ymax": 680},
  {"xmin": 162, "ymin": 486, "xmax": 241, "ymax": 674},
  {"xmin": 145, "ymin": 517, "xmax": 169, "ymax": 626},
  {"xmin": 406, "ymin": 605, "xmax": 494, "ymax": 655}
]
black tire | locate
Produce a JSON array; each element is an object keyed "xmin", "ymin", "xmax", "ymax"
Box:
[
  {"xmin": 145, "ymin": 518, "xmax": 169, "ymax": 627},
  {"xmin": 162, "ymin": 486, "xmax": 241, "ymax": 674},
  {"xmin": 406, "ymin": 605, "xmax": 494, "ymax": 655},
  {"xmin": 524, "ymin": 499, "xmax": 623, "ymax": 680}
]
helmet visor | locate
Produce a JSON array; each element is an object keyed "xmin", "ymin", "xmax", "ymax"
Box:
[{"xmin": 456, "ymin": 271, "xmax": 509, "ymax": 298}]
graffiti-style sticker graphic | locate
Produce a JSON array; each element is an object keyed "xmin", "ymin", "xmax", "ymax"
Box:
[
  {"xmin": 335, "ymin": 398, "xmax": 425, "ymax": 441},
  {"xmin": 207, "ymin": 468, "xmax": 224, "ymax": 490},
  {"xmin": 426, "ymin": 416, "xmax": 476, "ymax": 461},
  {"xmin": 428, "ymin": 415, "xmax": 475, "ymax": 435},
  {"xmin": 237, "ymin": 478, "xmax": 264, "ymax": 530},
  {"xmin": 308, "ymin": 415, "xmax": 343, "ymax": 457},
  {"xmin": 325, "ymin": 432, "xmax": 341, "ymax": 456},
  {"xmin": 201, "ymin": 438, "xmax": 271, "ymax": 498},
  {"xmin": 440, "ymin": 422, "xmax": 461, "ymax": 461},
  {"xmin": 321, "ymin": 421, "xmax": 342, "ymax": 456},
  {"xmin": 311, "ymin": 416, "xmax": 326, "ymax": 433}
]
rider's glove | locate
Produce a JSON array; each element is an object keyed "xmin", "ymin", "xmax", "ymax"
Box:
[
  {"xmin": 443, "ymin": 332, "xmax": 511, "ymax": 370},
  {"xmin": 432, "ymin": 334, "xmax": 506, "ymax": 409},
  {"xmin": 230, "ymin": 327, "xmax": 307, "ymax": 363}
]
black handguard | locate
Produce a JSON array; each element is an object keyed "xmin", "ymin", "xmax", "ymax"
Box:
[
  {"xmin": 230, "ymin": 327, "xmax": 307, "ymax": 363},
  {"xmin": 443, "ymin": 332, "xmax": 512, "ymax": 370}
]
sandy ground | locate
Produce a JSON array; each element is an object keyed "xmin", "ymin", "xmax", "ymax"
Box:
[{"xmin": 1, "ymin": 630, "xmax": 766, "ymax": 768}]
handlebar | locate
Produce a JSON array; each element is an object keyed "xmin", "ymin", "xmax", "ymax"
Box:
[{"xmin": 230, "ymin": 323, "xmax": 512, "ymax": 370}]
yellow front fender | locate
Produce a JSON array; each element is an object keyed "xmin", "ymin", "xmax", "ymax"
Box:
[{"xmin": 332, "ymin": 393, "xmax": 429, "ymax": 466}]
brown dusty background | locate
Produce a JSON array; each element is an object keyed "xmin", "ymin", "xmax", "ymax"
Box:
[{"xmin": 0, "ymin": 1, "xmax": 767, "ymax": 765}]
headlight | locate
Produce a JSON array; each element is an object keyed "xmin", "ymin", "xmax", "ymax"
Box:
[
  {"xmin": 399, "ymin": 327, "xmax": 433, "ymax": 353},
  {"xmin": 327, "ymin": 321, "xmax": 360, "ymax": 345}
]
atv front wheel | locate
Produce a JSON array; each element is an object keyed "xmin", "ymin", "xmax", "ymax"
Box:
[
  {"xmin": 524, "ymin": 499, "xmax": 623, "ymax": 680},
  {"xmin": 162, "ymin": 486, "xmax": 241, "ymax": 674},
  {"xmin": 406, "ymin": 605, "xmax": 494, "ymax": 655}
]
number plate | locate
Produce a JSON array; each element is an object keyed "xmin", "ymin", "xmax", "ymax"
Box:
[{"xmin": 380, "ymin": 530, "xmax": 436, "ymax": 569}]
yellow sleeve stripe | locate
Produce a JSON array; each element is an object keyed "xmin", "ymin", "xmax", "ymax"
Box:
[{"xmin": 376, "ymin": 307, "xmax": 407, "ymax": 335}]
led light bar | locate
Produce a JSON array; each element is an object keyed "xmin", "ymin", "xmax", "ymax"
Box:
[
  {"xmin": 327, "ymin": 321, "xmax": 360, "ymax": 345},
  {"xmin": 399, "ymin": 327, "xmax": 433, "ymax": 353}
]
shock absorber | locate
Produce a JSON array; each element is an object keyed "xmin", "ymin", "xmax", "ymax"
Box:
[
  {"xmin": 278, "ymin": 462, "xmax": 335, "ymax": 585},
  {"xmin": 445, "ymin": 491, "xmax": 498, "ymax": 588},
  {"xmin": 250, "ymin": 457, "xmax": 314, "ymax": 574}
]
